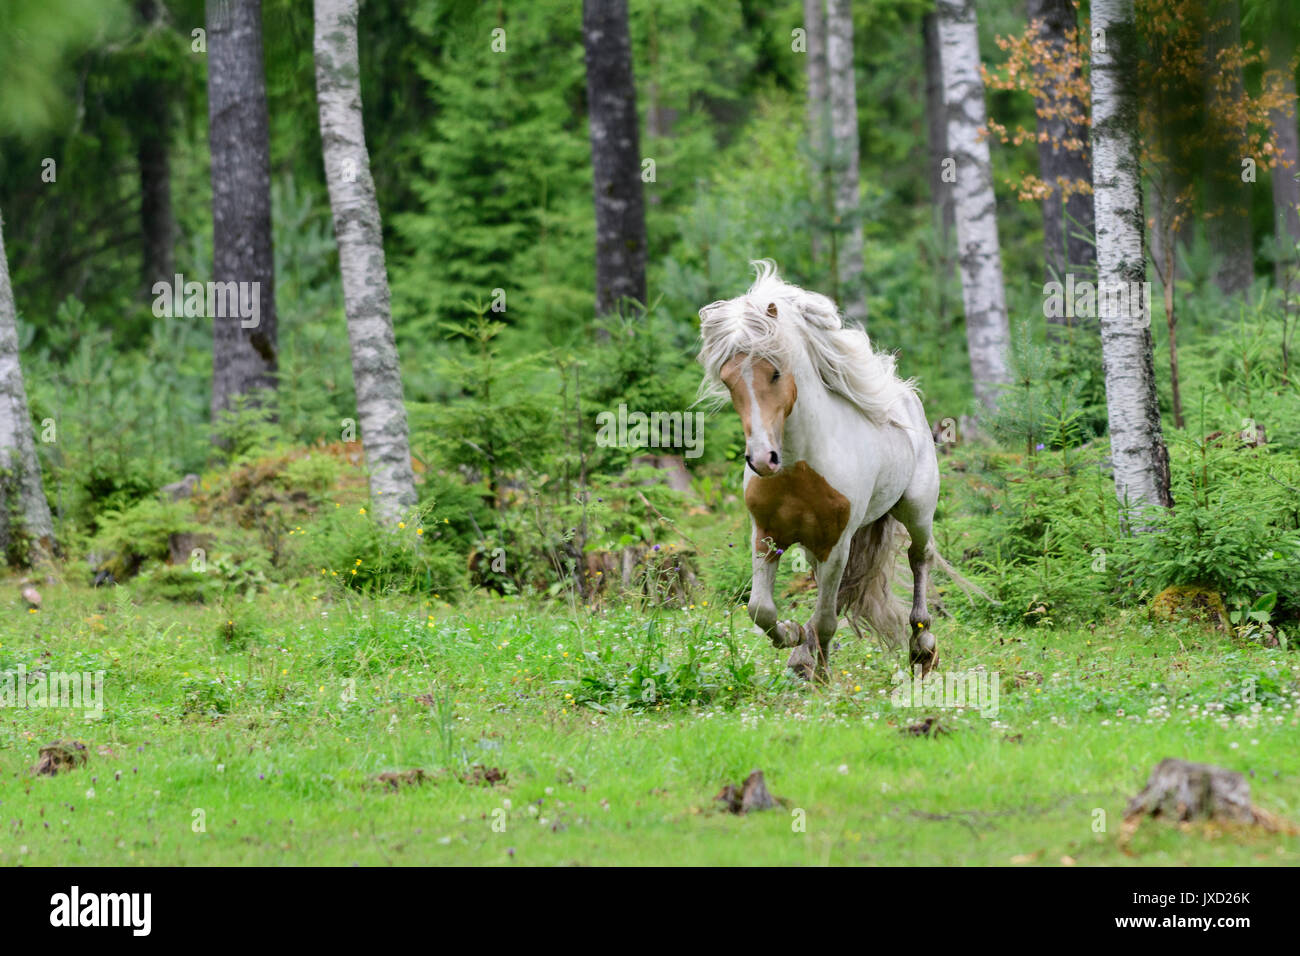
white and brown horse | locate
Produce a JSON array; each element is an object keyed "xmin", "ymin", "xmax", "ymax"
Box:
[{"xmin": 699, "ymin": 261, "xmax": 966, "ymax": 680}]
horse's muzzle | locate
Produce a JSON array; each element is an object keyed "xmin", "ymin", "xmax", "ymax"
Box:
[{"xmin": 745, "ymin": 448, "xmax": 781, "ymax": 476}]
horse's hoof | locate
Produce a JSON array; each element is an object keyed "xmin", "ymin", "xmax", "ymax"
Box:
[
  {"xmin": 909, "ymin": 626, "xmax": 938, "ymax": 677},
  {"xmin": 805, "ymin": 622, "xmax": 831, "ymax": 683},
  {"xmin": 786, "ymin": 643, "xmax": 817, "ymax": 681},
  {"xmin": 771, "ymin": 619, "xmax": 803, "ymax": 649}
]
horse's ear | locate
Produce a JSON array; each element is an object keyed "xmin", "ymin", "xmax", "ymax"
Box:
[{"xmin": 766, "ymin": 302, "xmax": 778, "ymax": 318}]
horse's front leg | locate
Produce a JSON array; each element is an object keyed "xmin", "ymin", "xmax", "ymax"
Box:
[
  {"xmin": 783, "ymin": 540, "xmax": 849, "ymax": 682},
  {"xmin": 747, "ymin": 530, "xmax": 802, "ymax": 648}
]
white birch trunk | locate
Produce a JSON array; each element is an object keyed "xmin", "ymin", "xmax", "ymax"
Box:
[
  {"xmin": 936, "ymin": 0, "xmax": 1012, "ymax": 410},
  {"xmin": 314, "ymin": 0, "xmax": 418, "ymax": 523},
  {"xmin": 804, "ymin": 0, "xmax": 829, "ymax": 268},
  {"xmin": 1090, "ymin": 0, "xmax": 1173, "ymax": 515},
  {"xmin": 826, "ymin": 0, "xmax": 867, "ymax": 325},
  {"xmin": 0, "ymin": 210, "xmax": 55, "ymax": 562}
]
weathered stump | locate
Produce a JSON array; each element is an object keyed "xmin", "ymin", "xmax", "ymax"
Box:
[
  {"xmin": 1122, "ymin": 758, "xmax": 1296, "ymax": 839},
  {"xmin": 714, "ymin": 769, "xmax": 781, "ymax": 814},
  {"xmin": 33, "ymin": 740, "xmax": 88, "ymax": 776}
]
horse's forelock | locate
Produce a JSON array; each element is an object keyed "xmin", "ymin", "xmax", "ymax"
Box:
[{"xmin": 698, "ymin": 262, "xmax": 916, "ymax": 423}]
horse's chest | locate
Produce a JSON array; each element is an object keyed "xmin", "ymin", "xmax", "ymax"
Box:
[{"xmin": 744, "ymin": 460, "xmax": 851, "ymax": 562}]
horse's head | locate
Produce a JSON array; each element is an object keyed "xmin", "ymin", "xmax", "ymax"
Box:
[
  {"xmin": 719, "ymin": 349, "xmax": 797, "ymax": 477},
  {"xmin": 701, "ymin": 260, "xmax": 909, "ymax": 476}
]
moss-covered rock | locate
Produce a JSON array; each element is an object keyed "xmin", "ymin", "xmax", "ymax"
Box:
[{"xmin": 1150, "ymin": 584, "xmax": 1228, "ymax": 631}]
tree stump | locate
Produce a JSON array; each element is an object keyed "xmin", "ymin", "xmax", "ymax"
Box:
[
  {"xmin": 714, "ymin": 769, "xmax": 781, "ymax": 814},
  {"xmin": 1122, "ymin": 758, "xmax": 1296, "ymax": 839},
  {"xmin": 33, "ymin": 740, "xmax": 88, "ymax": 776}
]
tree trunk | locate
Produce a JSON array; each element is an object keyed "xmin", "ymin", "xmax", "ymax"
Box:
[
  {"xmin": 804, "ymin": 0, "xmax": 830, "ymax": 270},
  {"xmin": 582, "ymin": 0, "xmax": 647, "ymax": 323},
  {"xmin": 136, "ymin": 0, "xmax": 173, "ymax": 291},
  {"xmin": 936, "ymin": 0, "xmax": 1012, "ymax": 410},
  {"xmin": 138, "ymin": 129, "xmax": 173, "ymax": 289},
  {"xmin": 825, "ymin": 0, "xmax": 867, "ymax": 325},
  {"xmin": 923, "ymin": 13, "xmax": 954, "ymax": 249},
  {"xmin": 923, "ymin": 12, "xmax": 955, "ymax": 325},
  {"xmin": 207, "ymin": 0, "xmax": 278, "ymax": 427},
  {"xmin": 1090, "ymin": 0, "xmax": 1173, "ymax": 516},
  {"xmin": 0, "ymin": 210, "xmax": 55, "ymax": 564},
  {"xmin": 1203, "ymin": 0, "xmax": 1253, "ymax": 298},
  {"xmin": 1269, "ymin": 40, "xmax": 1300, "ymax": 294},
  {"xmin": 1026, "ymin": 0, "xmax": 1095, "ymax": 327},
  {"xmin": 314, "ymin": 0, "xmax": 417, "ymax": 524}
]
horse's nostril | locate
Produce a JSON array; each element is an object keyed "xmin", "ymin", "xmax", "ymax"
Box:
[{"xmin": 769, "ymin": 451, "xmax": 780, "ymax": 468}]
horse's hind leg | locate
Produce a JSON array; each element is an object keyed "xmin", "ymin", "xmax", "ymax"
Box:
[{"xmin": 892, "ymin": 494, "xmax": 938, "ymax": 677}]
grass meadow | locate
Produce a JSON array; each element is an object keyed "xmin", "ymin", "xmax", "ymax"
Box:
[{"xmin": 4, "ymin": 584, "xmax": 1297, "ymax": 866}]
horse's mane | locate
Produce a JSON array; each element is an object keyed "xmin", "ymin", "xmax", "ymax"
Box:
[{"xmin": 696, "ymin": 260, "xmax": 916, "ymax": 425}]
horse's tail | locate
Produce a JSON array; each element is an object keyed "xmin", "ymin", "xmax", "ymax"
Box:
[
  {"xmin": 837, "ymin": 515, "xmax": 909, "ymax": 649},
  {"xmin": 837, "ymin": 519, "xmax": 1000, "ymax": 649}
]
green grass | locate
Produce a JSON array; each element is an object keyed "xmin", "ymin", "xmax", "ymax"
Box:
[{"xmin": 2, "ymin": 581, "xmax": 1298, "ymax": 865}]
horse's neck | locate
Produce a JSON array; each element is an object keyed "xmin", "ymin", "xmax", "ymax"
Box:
[{"xmin": 785, "ymin": 368, "xmax": 861, "ymax": 463}]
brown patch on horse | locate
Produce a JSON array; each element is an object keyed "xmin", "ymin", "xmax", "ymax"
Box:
[
  {"xmin": 720, "ymin": 353, "xmax": 796, "ymax": 438},
  {"xmin": 744, "ymin": 460, "xmax": 850, "ymax": 562}
]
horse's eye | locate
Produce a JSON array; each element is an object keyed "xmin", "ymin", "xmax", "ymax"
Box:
[{"xmin": 771, "ymin": 370, "xmax": 780, "ymax": 383}]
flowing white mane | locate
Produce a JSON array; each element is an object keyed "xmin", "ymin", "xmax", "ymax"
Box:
[{"xmin": 696, "ymin": 260, "xmax": 915, "ymax": 425}]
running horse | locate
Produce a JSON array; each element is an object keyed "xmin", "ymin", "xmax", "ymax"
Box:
[{"xmin": 698, "ymin": 261, "xmax": 971, "ymax": 680}]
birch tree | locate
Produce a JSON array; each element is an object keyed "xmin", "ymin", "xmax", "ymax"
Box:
[
  {"xmin": 0, "ymin": 210, "xmax": 55, "ymax": 563},
  {"xmin": 313, "ymin": 0, "xmax": 417, "ymax": 523},
  {"xmin": 582, "ymin": 0, "xmax": 647, "ymax": 322},
  {"xmin": 936, "ymin": 0, "xmax": 1012, "ymax": 410},
  {"xmin": 207, "ymin": 0, "xmax": 278, "ymax": 426},
  {"xmin": 1091, "ymin": 0, "xmax": 1173, "ymax": 514},
  {"xmin": 923, "ymin": 12, "xmax": 954, "ymax": 250},
  {"xmin": 923, "ymin": 12, "xmax": 955, "ymax": 321},
  {"xmin": 804, "ymin": 0, "xmax": 830, "ymax": 269},
  {"xmin": 825, "ymin": 0, "xmax": 867, "ymax": 325}
]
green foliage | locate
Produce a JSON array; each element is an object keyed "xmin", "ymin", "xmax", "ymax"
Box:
[
  {"xmin": 0, "ymin": 0, "xmax": 127, "ymax": 134},
  {"xmin": 212, "ymin": 393, "xmax": 281, "ymax": 464},
  {"xmin": 658, "ymin": 97, "xmax": 817, "ymax": 317},
  {"xmin": 584, "ymin": 308, "xmax": 707, "ymax": 468},
  {"xmin": 391, "ymin": 0, "xmax": 593, "ymax": 344},
  {"xmin": 271, "ymin": 176, "xmax": 356, "ymax": 447},
  {"xmin": 980, "ymin": 318, "xmax": 1099, "ymax": 456},
  {"xmin": 951, "ymin": 443, "xmax": 1119, "ymax": 627},
  {"xmin": 409, "ymin": 306, "xmax": 558, "ymax": 492},
  {"xmin": 571, "ymin": 614, "xmax": 758, "ymax": 713},
  {"xmin": 90, "ymin": 497, "xmax": 200, "ymax": 578},
  {"xmin": 288, "ymin": 503, "xmax": 466, "ymax": 598},
  {"xmin": 1115, "ymin": 435, "xmax": 1300, "ymax": 612}
]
